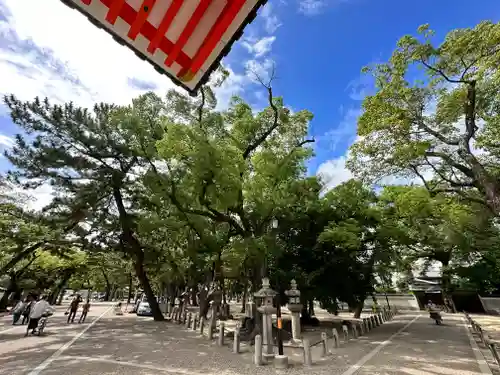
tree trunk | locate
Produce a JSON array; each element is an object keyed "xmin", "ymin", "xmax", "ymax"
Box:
[
  {"xmin": 101, "ymin": 269, "xmax": 111, "ymax": 301},
  {"xmin": 241, "ymin": 281, "xmax": 248, "ymax": 313},
  {"xmin": 57, "ymin": 289, "xmax": 66, "ymax": 305},
  {"xmin": 353, "ymin": 300, "xmax": 364, "ymax": 319},
  {"xmin": 190, "ymin": 287, "xmax": 198, "ymax": 306},
  {"xmin": 127, "ymin": 273, "xmax": 133, "ymax": 304},
  {"xmin": 50, "ymin": 270, "xmax": 74, "ymax": 305},
  {"xmin": 0, "ymin": 276, "xmax": 17, "ymax": 311},
  {"xmin": 308, "ymin": 299, "xmax": 315, "ymax": 317},
  {"xmin": 134, "ymin": 253, "xmax": 164, "ymax": 321},
  {"xmin": 112, "ymin": 184, "xmax": 164, "ymax": 321}
]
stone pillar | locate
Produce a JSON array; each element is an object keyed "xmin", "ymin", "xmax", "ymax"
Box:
[
  {"xmin": 342, "ymin": 325, "xmax": 349, "ymax": 343},
  {"xmin": 331, "ymin": 328, "xmax": 339, "ymax": 348},
  {"xmin": 351, "ymin": 325, "xmax": 358, "ymax": 339},
  {"xmin": 209, "ymin": 301, "xmax": 218, "ymax": 332},
  {"xmin": 233, "ymin": 326, "xmax": 240, "ymax": 353},
  {"xmin": 303, "ymin": 338, "xmax": 312, "ymax": 366},
  {"xmin": 320, "ymin": 332, "xmax": 328, "ymax": 357},
  {"xmin": 255, "ymin": 278, "xmax": 277, "ymax": 361},
  {"xmin": 254, "ymin": 334, "xmax": 263, "ymax": 366},
  {"xmin": 199, "ymin": 316, "xmax": 205, "ymax": 335},
  {"xmin": 192, "ymin": 314, "xmax": 198, "ymax": 331},
  {"xmin": 261, "ymin": 313, "xmax": 274, "ymax": 359},
  {"xmin": 218, "ymin": 322, "xmax": 224, "ymax": 346},
  {"xmin": 285, "ymin": 279, "xmax": 302, "ymax": 342}
]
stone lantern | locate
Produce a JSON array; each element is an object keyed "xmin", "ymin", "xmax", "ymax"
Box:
[
  {"xmin": 285, "ymin": 279, "xmax": 302, "ymax": 342},
  {"xmin": 255, "ymin": 277, "xmax": 277, "ymax": 360}
]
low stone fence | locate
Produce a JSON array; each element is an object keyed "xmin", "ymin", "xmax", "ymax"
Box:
[
  {"xmin": 464, "ymin": 312, "xmax": 500, "ymax": 370},
  {"xmin": 166, "ymin": 304, "xmax": 397, "ymax": 369}
]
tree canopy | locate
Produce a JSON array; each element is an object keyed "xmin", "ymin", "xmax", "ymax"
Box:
[{"xmin": 1, "ymin": 21, "xmax": 500, "ymax": 319}]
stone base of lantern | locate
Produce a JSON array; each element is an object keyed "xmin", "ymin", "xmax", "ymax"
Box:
[{"xmin": 274, "ymin": 354, "xmax": 289, "ymax": 369}]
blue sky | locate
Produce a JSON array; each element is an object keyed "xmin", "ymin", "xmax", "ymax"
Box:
[{"xmin": 0, "ymin": 0, "xmax": 499, "ymax": 205}]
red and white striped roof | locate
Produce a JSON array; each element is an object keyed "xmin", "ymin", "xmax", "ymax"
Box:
[{"xmin": 61, "ymin": 0, "xmax": 266, "ymax": 94}]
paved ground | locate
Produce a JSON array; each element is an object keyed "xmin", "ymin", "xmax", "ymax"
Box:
[{"xmin": 0, "ymin": 306, "xmax": 492, "ymax": 375}]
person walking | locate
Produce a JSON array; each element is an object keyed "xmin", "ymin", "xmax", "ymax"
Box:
[
  {"xmin": 11, "ymin": 299, "xmax": 26, "ymax": 325},
  {"xmin": 78, "ymin": 300, "xmax": 90, "ymax": 323},
  {"xmin": 67, "ymin": 296, "xmax": 81, "ymax": 323},
  {"xmin": 21, "ymin": 297, "xmax": 33, "ymax": 325},
  {"xmin": 25, "ymin": 296, "xmax": 53, "ymax": 336}
]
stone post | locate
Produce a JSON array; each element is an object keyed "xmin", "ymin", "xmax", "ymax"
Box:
[
  {"xmin": 218, "ymin": 322, "xmax": 225, "ymax": 346},
  {"xmin": 208, "ymin": 317, "xmax": 214, "ymax": 340},
  {"xmin": 199, "ymin": 316, "xmax": 205, "ymax": 335},
  {"xmin": 233, "ymin": 326, "xmax": 240, "ymax": 353},
  {"xmin": 331, "ymin": 328, "xmax": 339, "ymax": 348},
  {"xmin": 255, "ymin": 277, "xmax": 277, "ymax": 360},
  {"xmin": 254, "ymin": 334, "xmax": 263, "ymax": 366},
  {"xmin": 303, "ymin": 338, "xmax": 312, "ymax": 366},
  {"xmin": 321, "ymin": 332, "xmax": 328, "ymax": 357},
  {"xmin": 192, "ymin": 314, "xmax": 198, "ymax": 331},
  {"xmin": 342, "ymin": 325, "xmax": 349, "ymax": 343},
  {"xmin": 285, "ymin": 279, "xmax": 302, "ymax": 342},
  {"xmin": 186, "ymin": 313, "xmax": 192, "ymax": 329},
  {"xmin": 351, "ymin": 324, "xmax": 358, "ymax": 339},
  {"xmin": 274, "ymin": 355, "xmax": 289, "ymax": 369}
]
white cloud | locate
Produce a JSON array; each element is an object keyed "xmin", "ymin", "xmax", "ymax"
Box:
[
  {"xmin": 317, "ymin": 154, "xmax": 352, "ymax": 190},
  {"xmin": 260, "ymin": 3, "xmax": 282, "ymax": 34},
  {"xmin": 298, "ymin": 0, "xmax": 328, "ymax": 15},
  {"xmin": 245, "ymin": 58, "xmax": 276, "ymax": 83},
  {"xmin": 0, "ymin": 0, "xmax": 254, "ymax": 111},
  {"xmin": 297, "ymin": 0, "xmax": 352, "ymax": 16},
  {"xmin": 242, "ymin": 36, "xmax": 276, "ymax": 58},
  {"xmin": 318, "ymin": 108, "xmax": 361, "ymax": 153},
  {"xmin": 0, "ymin": 0, "xmax": 280, "ymax": 209}
]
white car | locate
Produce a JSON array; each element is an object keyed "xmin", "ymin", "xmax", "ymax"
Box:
[{"xmin": 136, "ymin": 302, "xmax": 153, "ymax": 316}]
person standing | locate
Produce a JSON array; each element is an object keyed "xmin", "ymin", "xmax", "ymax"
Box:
[
  {"xmin": 11, "ymin": 299, "xmax": 26, "ymax": 325},
  {"xmin": 25, "ymin": 296, "xmax": 53, "ymax": 336},
  {"xmin": 21, "ymin": 297, "xmax": 33, "ymax": 325},
  {"xmin": 67, "ymin": 296, "xmax": 80, "ymax": 323},
  {"xmin": 79, "ymin": 300, "xmax": 90, "ymax": 323}
]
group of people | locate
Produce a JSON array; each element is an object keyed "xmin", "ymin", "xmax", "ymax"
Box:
[
  {"xmin": 9, "ymin": 294, "xmax": 91, "ymax": 336},
  {"xmin": 11, "ymin": 295, "xmax": 54, "ymax": 336},
  {"xmin": 66, "ymin": 295, "xmax": 91, "ymax": 324}
]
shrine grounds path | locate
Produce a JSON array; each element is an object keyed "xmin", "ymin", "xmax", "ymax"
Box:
[{"xmin": 0, "ymin": 304, "xmax": 494, "ymax": 375}]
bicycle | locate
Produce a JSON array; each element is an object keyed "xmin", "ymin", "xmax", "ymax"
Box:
[{"xmin": 35, "ymin": 312, "xmax": 53, "ymax": 335}]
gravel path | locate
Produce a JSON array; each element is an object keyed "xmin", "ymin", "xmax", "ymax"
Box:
[
  {"xmin": 0, "ymin": 309, "xmax": 490, "ymax": 375},
  {"xmin": 354, "ymin": 313, "xmax": 488, "ymax": 375}
]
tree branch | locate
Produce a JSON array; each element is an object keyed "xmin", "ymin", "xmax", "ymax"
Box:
[
  {"xmin": 419, "ymin": 59, "xmax": 471, "ymax": 84},
  {"xmin": 243, "ymin": 65, "xmax": 279, "ymax": 160}
]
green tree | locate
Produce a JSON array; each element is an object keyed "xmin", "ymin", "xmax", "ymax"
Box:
[
  {"xmin": 380, "ymin": 185, "xmax": 500, "ymax": 305},
  {"xmin": 149, "ymin": 78, "xmax": 315, "ymax": 293},
  {"xmin": 3, "ymin": 94, "xmax": 167, "ymax": 320},
  {"xmin": 349, "ymin": 21, "xmax": 500, "ymax": 214}
]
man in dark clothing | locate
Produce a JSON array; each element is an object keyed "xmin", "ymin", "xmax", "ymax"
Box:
[
  {"xmin": 21, "ymin": 297, "xmax": 33, "ymax": 325},
  {"xmin": 67, "ymin": 296, "xmax": 81, "ymax": 323}
]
